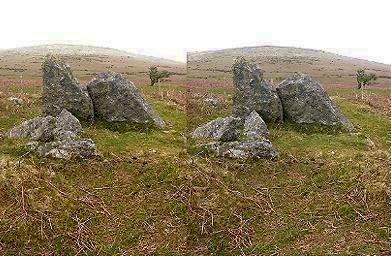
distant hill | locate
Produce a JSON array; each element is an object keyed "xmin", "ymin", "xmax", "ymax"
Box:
[
  {"xmin": 0, "ymin": 44, "xmax": 185, "ymax": 83},
  {"xmin": 188, "ymin": 46, "xmax": 391, "ymax": 87}
]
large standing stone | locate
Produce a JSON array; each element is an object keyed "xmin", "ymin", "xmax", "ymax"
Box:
[
  {"xmin": 191, "ymin": 116, "xmax": 242, "ymax": 142},
  {"xmin": 232, "ymin": 57, "xmax": 283, "ymax": 122},
  {"xmin": 277, "ymin": 73, "xmax": 354, "ymax": 130},
  {"xmin": 42, "ymin": 55, "xmax": 94, "ymax": 121},
  {"xmin": 86, "ymin": 71, "xmax": 165, "ymax": 128},
  {"xmin": 6, "ymin": 116, "xmax": 56, "ymax": 142}
]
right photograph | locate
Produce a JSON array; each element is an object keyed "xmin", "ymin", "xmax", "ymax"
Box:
[
  {"xmin": 187, "ymin": 45, "xmax": 390, "ymax": 253},
  {"xmin": 187, "ymin": 46, "xmax": 390, "ymax": 157}
]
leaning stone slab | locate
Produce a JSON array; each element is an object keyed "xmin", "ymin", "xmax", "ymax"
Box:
[
  {"xmin": 244, "ymin": 111, "xmax": 269, "ymax": 140},
  {"xmin": 87, "ymin": 71, "xmax": 165, "ymax": 128},
  {"xmin": 277, "ymin": 73, "xmax": 354, "ymax": 130},
  {"xmin": 53, "ymin": 109, "xmax": 83, "ymax": 140},
  {"xmin": 6, "ymin": 110, "xmax": 84, "ymax": 142},
  {"xmin": 232, "ymin": 57, "xmax": 283, "ymax": 122},
  {"xmin": 205, "ymin": 139, "xmax": 277, "ymax": 159},
  {"xmin": 191, "ymin": 116, "xmax": 242, "ymax": 142},
  {"xmin": 6, "ymin": 116, "xmax": 56, "ymax": 142},
  {"xmin": 37, "ymin": 139, "xmax": 100, "ymax": 159},
  {"xmin": 42, "ymin": 54, "xmax": 94, "ymax": 121}
]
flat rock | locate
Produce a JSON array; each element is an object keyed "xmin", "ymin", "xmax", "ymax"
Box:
[
  {"xmin": 232, "ymin": 57, "xmax": 283, "ymax": 122},
  {"xmin": 37, "ymin": 139, "xmax": 100, "ymax": 159},
  {"xmin": 204, "ymin": 98, "xmax": 221, "ymax": 108},
  {"xmin": 87, "ymin": 71, "xmax": 165, "ymax": 127},
  {"xmin": 25, "ymin": 141, "xmax": 39, "ymax": 151},
  {"xmin": 42, "ymin": 54, "xmax": 94, "ymax": 121},
  {"xmin": 205, "ymin": 139, "xmax": 277, "ymax": 159},
  {"xmin": 8, "ymin": 96, "xmax": 23, "ymax": 106},
  {"xmin": 277, "ymin": 73, "xmax": 353, "ymax": 130},
  {"xmin": 191, "ymin": 116, "xmax": 242, "ymax": 142},
  {"xmin": 244, "ymin": 111, "xmax": 269, "ymax": 140},
  {"xmin": 6, "ymin": 116, "xmax": 56, "ymax": 142}
]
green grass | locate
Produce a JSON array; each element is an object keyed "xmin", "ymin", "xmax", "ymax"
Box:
[{"xmin": 0, "ymin": 84, "xmax": 390, "ymax": 255}]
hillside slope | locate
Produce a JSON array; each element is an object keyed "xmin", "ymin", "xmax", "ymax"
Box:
[
  {"xmin": 188, "ymin": 46, "xmax": 391, "ymax": 87},
  {"xmin": 0, "ymin": 44, "xmax": 185, "ymax": 83}
]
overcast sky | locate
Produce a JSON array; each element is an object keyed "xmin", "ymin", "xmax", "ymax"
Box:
[{"xmin": 1, "ymin": 0, "xmax": 390, "ymax": 64}]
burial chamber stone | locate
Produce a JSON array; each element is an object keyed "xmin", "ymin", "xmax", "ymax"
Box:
[
  {"xmin": 244, "ymin": 110, "xmax": 269, "ymax": 140},
  {"xmin": 191, "ymin": 111, "xmax": 277, "ymax": 159},
  {"xmin": 277, "ymin": 73, "xmax": 354, "ymax": 130},
  {"xmin": 53, "ymin": 109, "xmax": 84, "ymax": 140},
  {"xmin": 232, "ymin": 57, "xmax": 283, "ymax": 122},
  {"xmin": 191, "ymin": 116, "xmax": 242, "ymax": 142},
  {"xmin": 204, "ymin": 139, "xmax": 277, "ymax": 159},
  {"xmin": 6, "ymin": 109, "xmax": 99, "ymax": 159},
  {"xmin": 6, "ymin": 109, "xmax": 83, "ymax": 142},
  {"xmin": 86, "ymin": 71, "xmax": 165, "ymax": 128},
  {"xmin": 6, "ymin": 116, "xmax": 56, "ymax": 142},
  {"xmin": 37, "ymin": 139, "xmax": 100, "ymax": 159},
  {"xmin": 42, "ymin": 55, "xmax": 94, "ymax": 121}
]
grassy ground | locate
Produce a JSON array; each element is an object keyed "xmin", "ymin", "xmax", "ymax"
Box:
[{"xmin": 0, "ymin": 83, "xmax": 390, "ymax": 255}]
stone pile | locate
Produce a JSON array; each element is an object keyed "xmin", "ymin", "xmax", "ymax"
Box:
[
  {"xmin": 191, "ymin": 111, "xmax": 277, "ymax": 159},
  {"xmin": 6, "ymin": 109, "xmax": 99, "ymax": 159},
  {"xmin": 191, "ymin": 57, "xmax": 354, "ymax": 159},
  {"xmin": 6, "ymin": 54, "xmax": 165, "ymax": 159}
]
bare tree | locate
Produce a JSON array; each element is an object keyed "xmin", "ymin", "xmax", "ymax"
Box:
[{"xmin": 356, "ymin": 69, "xmax": 377, "ymax": 101}]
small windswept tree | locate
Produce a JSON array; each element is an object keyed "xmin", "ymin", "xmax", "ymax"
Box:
[
  {"xmin": 149, "ymin": 66, "xmax": 170, "ymax": 86},
  {"xmin": 356, "ymin": 69, "xmax": 377, "ymax": 101}
]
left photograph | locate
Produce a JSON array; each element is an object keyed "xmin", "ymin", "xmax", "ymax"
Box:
[
  {"xmin": 1, "ymin": 45, "xmax": 186, "ymax": 157},
  {"xmin": 0, "ymin": 44, "xmax": 188, "ymax": 253}
]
